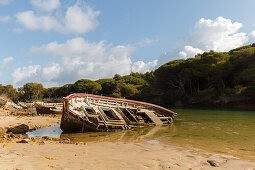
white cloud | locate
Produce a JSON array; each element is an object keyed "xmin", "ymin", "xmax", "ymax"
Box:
[
  {"xmin": 31, "ymin": 0, "xmax": 60, "ymax": 12},
  {"xmin": 8, "ymin": 37, "xmax": 157, "ymax": 87},
  {"xmin": 12, "ymin": 65, "xmax": 41, "ymax": 84},
  {"xmin": 15, "ymin": 4, "xmax": 100, "ymax": 34},
  {"xmin": 2, "ymin": 57, "xmax": 14, "ymax": 65},
  {"xmin": 248, "ymin": 31, "xmax": 255, "ymax": 44},
  {"xmin": 11, "ymin": 63, "xmax": 63, "ymax": 86},
  {"xmin": 158, "ymin": 16, "xmax": 250, "ymax": 65},
  {"xmin": 179, "ymin": 46, "xmax": 204, "ymax": 59},
  {"xmin": 132, "ymin": 60, "xmax": 158, "ymax": 73},
  {"xmin": 42, "ymin": 63, "xmax": 61, "ymax": 81},
  {"xmin": 0, "ymin": 0, "xmax": 12, "ymax": 5},
  {"xmin": 0, "ymin": 15, "xmax": 11, "ymax": 22},
  {"xmin": 15, "ymin": 11, "xmax": 61, "ymax": 31},
  {"xmin": 29, "ymin": 38, "xmax": 134, "ymax": 84},
  {"xmin": 64, "ymin": 4, "xmax": 100, "ymax": 34}
]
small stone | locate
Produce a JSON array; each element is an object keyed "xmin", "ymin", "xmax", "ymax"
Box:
[
  {"xmin": 39, "ymin": 141, "xmax": 45, "ymax": 144},
  {"xmin": 42, "ymin": 136, "xmax": 52, "ymax": 140},
  {"xmin": 8, "ymin": 134, "xmax": 15, "ymax": 138},
  {"xmin": 17, "ymin": 139, "xmax": 29, "ymax": 143},
  {"xmin": 207, "ymin": 160, "xmax": 219, "ymax": 167}
]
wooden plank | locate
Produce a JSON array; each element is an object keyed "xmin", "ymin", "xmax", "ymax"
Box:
[{"xmin": 143, "ymin": 110, "xmax": 163, "ymax": 125}]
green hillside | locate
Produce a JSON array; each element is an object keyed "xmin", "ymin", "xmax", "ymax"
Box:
[{"xmin": 1, "ymin": 44, "xmax": 255, "ymax": 109}]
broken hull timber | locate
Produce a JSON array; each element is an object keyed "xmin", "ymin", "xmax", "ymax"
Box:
[
  {"xmin": 60, "ymin": 93, "xmax": 177, "ymax": 132},
  {"xmin": 35, "ymin": 102, "xmax": 62, "ymax": 114}
]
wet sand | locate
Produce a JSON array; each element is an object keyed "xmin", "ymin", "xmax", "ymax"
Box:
[{"xmin": 0, "ymin": 108, "xmax": 255, "ymax": 169}]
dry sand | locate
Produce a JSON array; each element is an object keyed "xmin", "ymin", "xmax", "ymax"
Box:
[
  {"xmin": 0, "ymin": 108, "xmax": 254, "ymax": 170},
  {"xmin": 0, "ymin": 142, "xmax": 254, "ymax": 170},
  {"xmin": 0, "ymin": 107, "xmax": 61, "ymax": 130}
]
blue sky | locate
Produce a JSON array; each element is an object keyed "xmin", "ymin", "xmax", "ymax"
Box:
[{"xmin": 0, "ymin": 0, "xmax": 255, "ymax": 87}]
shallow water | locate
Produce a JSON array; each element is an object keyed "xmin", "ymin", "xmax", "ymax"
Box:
[{"xmin": 27, "ymin": 109, "xmax": 255, "ymax": 161}]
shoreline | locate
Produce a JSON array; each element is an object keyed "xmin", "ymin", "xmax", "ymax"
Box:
[
  {"xmin": 0, "ymin": 108, "xmax": 255, "ymax": 169},
  {"xmin": 173, "ymin": 102, "xmax": 255, "ymax": 111}
]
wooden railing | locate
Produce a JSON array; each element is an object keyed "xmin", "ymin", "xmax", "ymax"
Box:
[{"xmin": 63, "ymin": 93, "xmax": 177, "ymax": 118}]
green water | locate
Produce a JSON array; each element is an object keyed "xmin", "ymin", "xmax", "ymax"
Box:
[
  {"xmin": 28, "ymin": 109, "xmax": 255, "ymax": 161},
  {"xmin": 166, "ymin": 109, "xmax": 255, "ymax": 161}
]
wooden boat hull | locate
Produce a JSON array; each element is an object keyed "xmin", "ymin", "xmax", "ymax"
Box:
[
  {"xmin": 35, "ymin": 103, "xmax": 62, "ymax": 114},
  {"xmin": 60, "ymin": 111, "xmax": 105, "ymax": 132},
  {"xmin": 60, "ymin": 93, "xmax": 177, "ymax": 132}
]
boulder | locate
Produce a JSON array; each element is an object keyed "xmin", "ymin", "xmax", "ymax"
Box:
[{"xmin": 7, "ymin": 124, "xmax": 29, "ymax": 134}]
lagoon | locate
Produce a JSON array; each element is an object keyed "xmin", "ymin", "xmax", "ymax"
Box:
[{"xmin": 28, "ymin": 109, "xmax": 255, "ymax": 161}]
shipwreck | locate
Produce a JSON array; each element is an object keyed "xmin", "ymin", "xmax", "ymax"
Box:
[
  {"xmin": 35, "ymin": 102, "xmax": 62, "ymax": 114},
  {"xmin": 60, "ymin": 94, "xmax": 177, "ymax": 132}
]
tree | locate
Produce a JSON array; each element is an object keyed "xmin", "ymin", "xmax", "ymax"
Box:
[
  {"xmin": 19, "ymin": 83, "xmax": 43, "ymax": 101},
  {"xmin": 71, "ymin": 79, "xmax": 102, "ymax": 94},
  {"xmin": 120, "ymin": 83, "xmax": 139, "ymax": 98},
  {"xmin": 96, "ymin": 79, "xmax": 117, "ymax": 95}
]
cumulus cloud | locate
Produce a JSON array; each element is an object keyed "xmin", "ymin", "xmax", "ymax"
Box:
[
  {"xmin": 0, "ymin": 0, "xmax": 12, "ymax": 5},
  {"xmin": 132, "ymin": 60, "xmax": 158, "ymax": 73},
  {"xmin": 12, "ymin": 38, "xmax": 156, "ymax": 86},
  {"xmin": 12, "ymin": 65, "xmax": 41, "ymax": 84},
  {"xmin": 31, "ymin": 0, "xmax": 60, "ymax": 12},
  {"xmin": 0, "ymin": 15, "xmax": 11, "ymax": 22},
  {"xmin": 2, "ymin": 57, "xmax": 14, "ymax": 65},
  {"xmin": 15, "ymin": 11, "xmax": 61, "ymax": 31},
  {"xmin": 29, "ymin": 38, "xmax": 134, "ymax": 83},
  {"xmin": 179, "ymin": 46, "xmax": 204, "ymax": 59},
  {"xmin": 42, "ymin": 63, "xmax": 61, "ymax": 81},
  {"xmin": 64, "ymin": 4, "xmax": 100, "ymax": 34},
  {"xmin": 248, "ymin": 31, "xmax": 255, "ymax": 44},
  {"xmin": 158, "ymin": 16, "xmax": 250, "ymax": 65},
  {"xmin": 15, "ymin": 4, "xmax": 100, "ymax": 34}
]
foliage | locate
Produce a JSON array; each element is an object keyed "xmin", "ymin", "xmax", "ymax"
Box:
[
  {"xmin": 18, "ymin": 83, "xmax": 43, "ymax": 101},
  {"xmin": 96, "ymin": 79, "xmax": 117, "ymax": 95},
  {"xmin": 70, "ymin": 79, "xmax": 102, "ymax": 94},
  {"xmin": 119, "ymin": 83, "xmax": 139, "ymax": 98},
  {"xmin": 1, "ymin": 44, "xmax": 255, "ymax": 108}
]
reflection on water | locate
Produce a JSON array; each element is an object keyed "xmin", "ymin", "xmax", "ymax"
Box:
[
  {"xmin": 27, "ymin": 126, "xmax": 62, "ymax": 138},
  {"xmin": 27, "ymin": 109, "xmax": 255, "ymax": 161}
]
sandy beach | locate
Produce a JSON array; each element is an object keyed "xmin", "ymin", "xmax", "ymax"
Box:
[
  {"xmin": 0, "ymin": 108, "xmax": 254, "ymax": 170},
  {"xmin": 0, "ymin": 141, "xmax": 255, "ymax": 170}
]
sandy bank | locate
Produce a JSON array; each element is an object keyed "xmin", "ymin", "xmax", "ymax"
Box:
[
  {"xmin": 0, "ymin": 115, "xmax": 61, "ymax": 130},
  {"xmin": 0, "ymin": 108, "xmax": 254, "ymax": 170},
  {"xmin": 0, "ymin": 108, "xmax": 61, "ymax": 130},
  {"xmin": 0, "ymin": 141, "xmax": 254, "ymax": 170}
]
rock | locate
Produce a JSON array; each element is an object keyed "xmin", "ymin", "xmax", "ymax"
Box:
[
  {"xmin": 17, "ymin": 139, "xmax": 29, "ymax": 143},
  {"xmin": 8, "ymin": 134, "xmax": 15, "ymax": 138},
  {"xmin": 7, "ymin": 124, "xmax": 29, "ymax": 134},
  {"xmin": 42, "ymin": 136, "xmax": 52, "ymax": 140},
  {"xmin": 207, "ymin": 160, "xmax": 219, "ymax": 167},
  {"xmin": 0, "ymin": 127, "xmax": 5, "ymax": 134}
]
